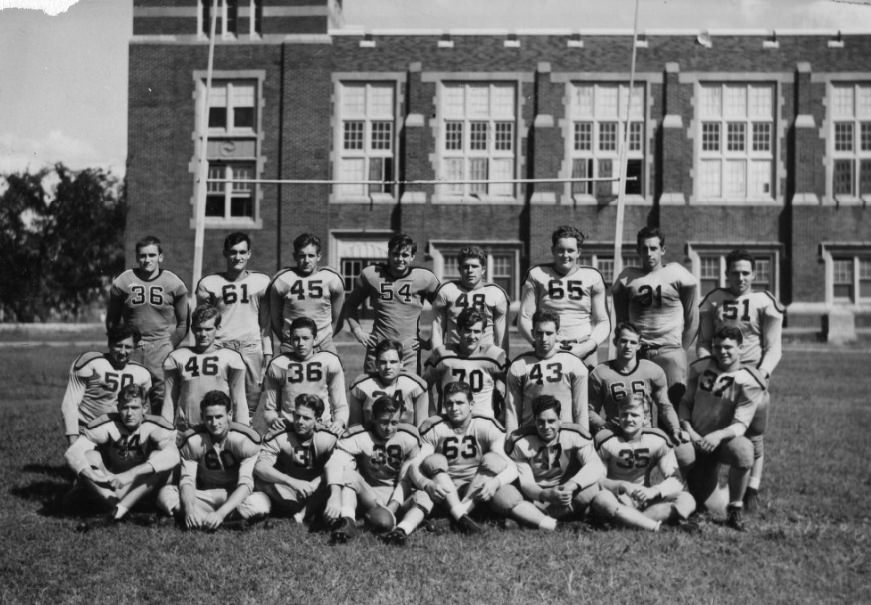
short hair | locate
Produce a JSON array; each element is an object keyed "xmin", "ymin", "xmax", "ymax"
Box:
[
  {"xmin": 224, "ymin": 232, "xmax": 251, "ymax": 252},
  {"xmin": 551, "ymin": 225, "xmax": 586, "ymax": 247},
  {"xmin": 713, "ymin": 325, "xmax": 744, "ymax": 346},
  {"xmin": 457, "ymin": 307, "xmax": 487, "ymax": 331},
  {"xmin": 613, "ymin": 321, "xmax": 641, "ymax": 341},
  {"xmin": 372, "ymin": 395, "xmax": 401, "ymax": 419},
  {"xmin": 532, "ymin": 309, "xmax": 561, "ymax": 331},
  {"xmin": 135, "ymin": 235, "xmax": 162, "ymax": 254},
  {"xmin": 295, "ymin": 393, "xmax": 325, "ymax": 418},
  {"xmin": 200, "ymin": 389, "xmax": 231, "ymax": 413},
  {"xmin": 117, "ymin": 383, "xmax": 146, "ymax": 406},
  {"xmin": 288, "ymin": 316, "xmax": 317, "ymax": 338},
  {"xmin": 442, "ymin": 381, "xmax": 472, "ymax": 402},
  {"xmin": 387, "ymin": 233, "xmax": 417, "ymax": 256},
  {"xmin": 636, "ymin": 226, "xmax": 665, "ymax": 248},
  {"xmin": 191, "ymin": 303, "xmax": 222, "ymax": 328},
  {"xmin": 531, "ymin": 395, "xmax": 562, "ymax": 418},
  {"xmin": 457, "ymin": 246, "xmax": 487, "ymax": 266},
  {"xmin": 618, "ymin": 392, "xmax": 646, "ymax": 412},
  {"xmin": 725, "ymin": 249, "xmax": 755, "ymax": 272},
  {"xmin": 107, "ymin": 324, "xmax": 141, "ymax": 346},
  {"xmin": 293, "ymin": 233, "xmax": 321, "ymax": 254},
  {"xmin": 374, "ymin": 339, "xmax": 403, "ymax": 361}
]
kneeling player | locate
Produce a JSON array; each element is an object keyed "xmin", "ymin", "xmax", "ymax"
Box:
[
  {"xmin": 64, "ymin": 384, "xmax": 178, "ymax": 521},
  {"xmin": 157, "ymin": 390, "xmax": 263, "ymax": 530},
  {"xmin": 596, "ymin": 393, "xmax": 695, "ymax": 531},
  {"xmin": 324, "ymin": 396, "xmax": 427, "ymax": 545}
]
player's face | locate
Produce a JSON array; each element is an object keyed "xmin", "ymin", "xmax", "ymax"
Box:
[
  {"xmin": 192, "ymin": 316, "xmax": 218, "ymax": 349},
  {"xmin": 618, "ymin": 405, "xmax": 644, "ymax": 438},
  {"xmin": 289, "ymin": 328, "xmax": 315, "ymax": 359},
  {"xmin": 551, "ymin": 237, "xmax": 580, "ymax": 275},
  {"xmin": 443, "ymin": 391, "xmax": 472, "ymax": 426},
  {"xmin": 533, "ymin": 321, "xmax": 559, "ymax": 355},
  {"xmin": 459, "ymin": 258, "xmax": 485, "ymax": 289},
  {"xmin": 118, "ymin": 398, "xmax": 146, "ymax": 430},
  {"xmin": 136, "ymin": 244, "xmax": 162, "ymax": 276},
  {"xmin": 712, "ymin": 337, "xmax": 741, "ymax": 368},
  {"xmin": 294, "ymin": 244, "xmax": 321, "ymax": 276},
  {"xmin": 293, "ymin": 405, "xmax": 317, "ymax": 438},
  {"xmin": 458, "ymin": 321, "xmax": 484, "ymax": 353},
  {"xmin": 387, "ymin": 245, "xmax": 415, "ymax": 275},
  {"xmin": 534, "ymin": 408, "xmax": 561, "ymax": 443},
  {"xmin": 224, "ymin": 241, "xmax": 251, "ymax": 273},
  {"xmin": 372, "ymin": 410, "xmax": 401, "ymax": 441},
  {"xmin": 202, "ymin": 404, "xmax": 231, "ymax": 440},
  {"xmin": 727, "ymin": 260, "xmax": 755, "ymax": 295},
  {"xmin": 108, "ymin": 336, "xmax": 136, "ymax": 366},
  {"xmin": 637, "ymin": 237, "xmax": 665, "ymax": 272},
  {"xmin": 614, "ymin": 329, "xmax": 641, "ymax": 362},
  {"xmin": 376, "ymin": 349, "xmax": 402, "ymax": 382}
]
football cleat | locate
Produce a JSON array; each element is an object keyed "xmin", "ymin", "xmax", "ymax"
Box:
[
  {"xmin": 456, "ymin": 515, "xmax": 482, "ymax": 535},
  {"xmin": 726, "ymin": 505, "xmax": 746, "ymax": 532},
  {"xmin": 330, "ymin": 517, "xmax": 357, "ymax": 544},
  {"xmin": 675, "ymin": 518, "xmax": 701, "ymax": 534},
  {"xmin": 380, "ymin": 527, "xmax": 408, "ymax": 546},
  {"xmin": 743, "ymin": 488, "xmax": 759, "ymax": 513}
]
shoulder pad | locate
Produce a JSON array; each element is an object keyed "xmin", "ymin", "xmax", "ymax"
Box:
[
  {"xmin": 73, "ymin": 351, "xmax": 104, "ymax": 371},
  {"xmin": 399, "ymin": 372, "xmax": 427, "ymax": 389},
  {"xmin": 594, "ymin": 429, "xmax": 618, "ymax": 448},
  {"xmin": 86, "ymin": 413, "xmax": 117, "ymax": 430},
  {"xmin": 262, "ymin": 426, "xmax": 288, "ymax": 443},
  {"xmin": 641, "ymin": 427, "xmax": 670, "ymax": 443},
  {"xmin": 510, "ymin": 351, "xmax": 538, "ymax": 365},
  {"xmin": 178, "ymin": 424, "xmax": 209, "ymax": 447},
  {"xmin": 342, "ymin": 425, "xmax": 368, "ymax": 438},
  {"xmin": 699, "ymin": 287, "xmax": 729, "ymax": 307},
  {"xmin": 418, "ymin": 415, "xmax": 446, "ymax": 435},
  {"xmin": 143, "ymin": 415, "xmax": 174, "ymax": 430},
  {"xmin": 397, "ymin": 425, "xmax": 422, "ymax": 443},
  {"xmin": 761, "ymin": 290, "xmax": 786, "ymax": 313},
  {"xmin": 507, "ymin": 424, "xmax": 538, "ymax": 444},
  {"xmin": 472, "ymin": 414, "xmax": 505, "ymax": 432},
  {"xmin": 484, "ymin": 281, "xmax": 509, "ymax": 298},
  {"xmin": 411, "ymin": 266, "xmax": 438, "ymax": 278},
  {"xmin": 349, "ymin": 373, "xmax": 375, "ymax": 389},
  {"xmin": 317, "ymin": 350, "xmax": 344, "ymax": 367},
  {"xmin": 559, "ymin": 423, "xmax": 592, "ymax": 440},
  {"xmin": 689, "ymin": 356, "xmax": 712, "ymax": 371},
  {"xmin": 739, "ymin": 366, "xmax": 768, "ymax": 389},
  {"xmin": 314, "ymin": 426, "xmax": 341, "ymax": 441},
  {"xmin": 229, "ymin": 423, "xmax": 262, "ymax": 444}
]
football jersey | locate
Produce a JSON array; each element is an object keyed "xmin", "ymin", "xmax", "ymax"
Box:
[
  {"xmin": 354, "ymin": 264, "xmax": 439, "ymax": 345},
  {"xmin": 163, "ymin": 347, "xmax": 247, "ymax": 429},
  {"xmin": 588, "ymin": 359, "xmax": 670, "ymax": 430},
  {"xmin": 196, "ymin": 271, "xmax": 271, "ymax": 346},
  {"xmin": 596, "ymin": 427, "xmax": 676, "ymax": 486},
  {"xmin": 65, "ymin": 413, "xmax": 178, "ymax": 475},
  {"xmin": 506, "ymin": 351, "xmax": 589, "ymax": 429},
  {"xmin": 432, "ymin": 281, "xmax": 509, "ymax": 349},
  {"xmin": 327, "ymin": 424, "xmax": 421, "ymax": 489},
  {"xmin": 419, "ymin": 414, "xmax": 506, "ymax": 484},
  {"xmin": 699, "ymin": 288, "xmax": 785, "ymax": 366},
  {"xmin": 348, "ymin": 372, "xmax": 427, "ymax": 425},
  {"xmin": 267, "ymin": 267, "xmax": 345, "ymax": 349},
  {"xmin": 508, "ymin": 423, "xmax": 602, "ymax": 489},
  {"xmin": 611, "ymin": 263, "xmax": 697, "ymax": 348},
  {"xmin": 682, "ymin": 358, "xmax": 766, "ymax": 435},
  {"xmin": 258, "ymin": 426, "xmax": 338, "ymax": 481},
  {"xmin": 178, "ymin": 423, "xmax": 261, "ymax": 491},
  {"xmin": 259, "ymin": 351, "xmax": 348, "ymax": 425},
  {"xmin": 520, "ymin": 264, "xmax": 606, "ymax": 342},
  {"xmin": 109, "ymin": 269, "xmax": 188, "ymax": 342},
  {"xmin": 425, "ymin": 345, "xmax": 507, "ymax": 417},
  {"xmin": 60, "ymin": 352, "xmax": 153, "ymax": 436}
]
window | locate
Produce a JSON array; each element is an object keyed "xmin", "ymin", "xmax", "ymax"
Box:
[
  {"xmin": 822, "ymin": 245, "xmax": 871, "ymax": 304},
  {"xmin": 569, "ymin": 83, "xmax": 645, "ymax": 199},
  {"xmin": 830, "ymin": 83, "xmax": 871, "ymax": 199},
  {"xmin": 439, "ymin": 83, "xmax": 516, "ymax": 199},
  {"xmin": 696, "ymin": 83, "xmax": 775, "ymax": 201},
  {"xmin": 205, "ymin": 163, "xmax": 254, "ymax": 219},
  {"xmin": 340, "ymin": 258, "xmax": 381, "ymax": 292},
  {"xmin": 430, "ymin": 241, "xmax": 522, "ymax": 299},
  {"xmin": 578, "ymin": 248, "xmax": 640, "ymax": 287},
  {"xmin": 200, "ymin": 0, "xmax": 237, "ymax": 37},
  {"xmin": 687, "ymin": 245, "xmax": 781, "ymax": 298},
  {"xmin": 336, "ymin": 82, "xmax": 396, "ymax": 199},
  {"xmin": 208, "ymin": 81, "xmax": 256, "ymax": 133}
]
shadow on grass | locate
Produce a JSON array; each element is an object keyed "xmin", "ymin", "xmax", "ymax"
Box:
[
  {"xmin": 10, "ymin": 479, "xmax": 70, "ymax": 516},
  {"xmin": 23, "ymin": 463, "xmax": 75, "ymax": 481}
]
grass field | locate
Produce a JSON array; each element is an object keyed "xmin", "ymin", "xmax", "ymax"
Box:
[{"xmin": 1, "ymin": 342, "xmax": 870, "ymax": 604}]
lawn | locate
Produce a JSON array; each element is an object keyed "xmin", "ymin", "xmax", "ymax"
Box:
[{"xmin": 1, "ymin": 343, "xmax": 869, "ymax": 604}]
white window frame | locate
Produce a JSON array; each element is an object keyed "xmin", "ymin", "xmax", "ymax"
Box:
[
  {"xmin": 207, "ymin": 80, "xmax": 257, "ymax": 135},
  {"xmin": 429, "ymin": 240, "xmax": 522, "ymax": 301},
  {"xmin": 827, "ymin": 82, "xmax": 871, "ymax": 204},
  {"xmin": 820, "ymin": 242, "xmax": 871, "ymax": 306},
  {"xmin": 686, "ymin": 242, "xmax": 782, "ymax": 300},
  {"xmin": 577, "ymin": 243, "xmax": 640, "ymax": 288},
  {"xmin": 199, "ymin": 0, "xmax": 238, "ymax": 39}
]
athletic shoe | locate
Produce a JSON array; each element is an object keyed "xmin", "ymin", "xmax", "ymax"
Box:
[
  {"xmin": 456, "ymin": 515, "xmax": 482, "ymax": 535},
  {"xmin": 380, "ymin": 527, "xmax": 408, "ymax": 546},
  {"xmin": 330, "ymin": 517, "xmax": 357, "ymax": 544},
  {"xmin": 726, "ymin": 505, "xmax": 746, "ymax": 532},
  {"xmin": 675, "ymin": 518, "xmax": 701, "ymax": 534},
  {"xmin": 743, "ymin": 488, "xmax": 759, "ymax": 513}
]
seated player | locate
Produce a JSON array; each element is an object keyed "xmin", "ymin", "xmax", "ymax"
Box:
[
  {"xmin": 246, "ymin": 394, "xmax": 340, "ymax": 522},
  {"xmin": 410, "ymin": 382, "xmax": 519, "ymax": 534},
  {"xmin": 347, "ymin": 340, "xmax": 428, "ymax": 427},
  {"xmin": 324, "ymin": 396, "xmax": 427, "ymax": 545},
  {"xmin": 424, "ymin": 308, "xmax": 507, "ymax": 419},
  {"xmin": 161, "ymin": 304, "xmax": 248, "ymax": 432},
  {"xmin": 63, "ymin": 384, "xmax": 178, "ymax": 521},
  {"xmin": 596, "ymin": 393, "xmax": 696, "ymax": 531},
  {"xmin": 677, "ymin": 326, "xmax": 765, "ymax": 531},
  {"xmin": 257, "ymin": 317, "xmax": 347, "ymax": 435},
  {"xmin": 60, "ymin": 325, "xmax": 153, "ymax": 445},
  {"xmin": 157, "ymin": 390, "xmax": 263, "ymax": 530},
  {"xmin": 588, "ymin": 322, "xmax": 680, "ymax": 441}
]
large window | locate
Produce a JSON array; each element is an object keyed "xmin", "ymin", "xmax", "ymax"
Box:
[
  {"xmin": 569, "ymin": 83, "xmax": 645, "ymax": 200},
  {"xmin": 687, "ymin": 244, "xmax": 780, "ymax": 298},
  {"xmin": 208, "ymin": 81, "xmax": 256, "ymax": 134},
  {"xmin": 696, "ymin": 83, "xmax": 775, "ymax": 201},
  {"xmin": 830, "ymin": 83, "xmax": 871, "ymax": 200},
  {"xmin": 822, "ymin": 245, "xmax": 871, "ymax": 304},
  {"xmin": 335, "ymin": 82, "xmax": 396, "ymax": 199},
  {"xmin": 200, "ymin": 0, "xmax": 260, "ymax": 37},
  {"xmin": 430, "ymin": 241, "xmax": 521, "ymax": 300},
  {"xmin": 439, "ymin": 83, "xmax": 516, "ymax": 199}
]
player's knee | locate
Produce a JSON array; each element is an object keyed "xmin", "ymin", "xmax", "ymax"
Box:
[
  {"xmin": 674, "ymin": 442, "xmax": 696, "ymax": 470},
  {"xmin": 156, "ymin": 485, "xmax": 179, "ymax": 515},
  {"xmin": 478, "ymin": 452, "xmax": 508, "ymax": 476},
  {"xmin": 590, "ymin": 489, "xmax": 621, "ymax": 518},
  {"xmin": 572, "ymin": 483, "xmax": 601, "ymax": 509},
  {"xmin": 489, "ymin": 484, "xmax": 524, "ymax": 514},
  {"xmin": 723, "ymin": 437, "xmax": 754, "ymax": 469},
  {"xmin": 238, "ymin": 491, "xmax": 271, "ymax": 518},
  {"xmin": 673, "ymin": 491, "xmax": 696, "ymax": 520},
  {"xmin": 419, "ymin": 454, "xmax": 449, "ymax": 479}
]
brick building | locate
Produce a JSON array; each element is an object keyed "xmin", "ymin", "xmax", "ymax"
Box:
[{"xmin": 127, "ymin": 0, "xmax": 871, "ymax": 332}]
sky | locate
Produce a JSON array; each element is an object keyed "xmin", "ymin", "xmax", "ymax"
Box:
[{"xmin": 0, "ymin": 0, "xmax": 870, "ymax": 176}]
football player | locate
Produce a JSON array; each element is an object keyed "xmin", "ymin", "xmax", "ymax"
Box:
[
  {"xmin": 697, "ymin": 248, "xmax": 784, "ymax": 511},
  {"xmin": 60, "ymin": 325, "xmax": 153, "ymax": 444},
  {"xmin": 518, "ymin": 225, "xmax": 610, "ymax": 364},
  {"xmin": 196, "ymin": 232, "xmax": 271, "ymax": 416}
]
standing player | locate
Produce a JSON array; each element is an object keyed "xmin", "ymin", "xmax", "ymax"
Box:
[
  {"xmin": 63, "ymin": 384, "xmax": 179, "ymax": 521},
  {"xmin": 588, "ymin": 322, "xmax": 680, "ymax": 441},
  {"xmin": 348, "ymin": 340, "xmax": 428, "ymax": 427},
  {"xmin": 60, "ymin": 325, "xmax": 153, "ymax": 444},
  {"xmin": 518, "ymin": 225, "xmax": 610, "ymax": 363},
  {"xmin": 267, "ymin": 233, "xmax": 345, "ymax": 354},
  {"xmin": 157, "ymin": 390, "xmax": 263, "ymax": 530},
  {"xmin": 612, "ymin": 226, "xmax": 699, "ymax": 405},
  {"xmin": 505, "ymin": 310, "xmax": 589, "ymax": 434},
  {"xmin": 258, "ymin": 317, "xmax": 348, "ymax": 434},
  {"xmin": 697, "ymin": 249, "xmax": 784, "ymax": 510},
  {"xmin": 344, "ymin": 233, "xmax": 440, "ymax": 373},
  {"xmin": 196, "ymin": 232, "xmax": 271, "ymax": 417},
  {"xmin": 430, "ymin": 246, "xmax": 509, "ymax": 355},
  {"xmin": 677, "ymin": 327, "xmax": 765, "ymax": 531},
  {"xmin": 106, "ymin": 235, "xmax": 189, "ymax": 409},
  {"xmin": 424, "ymin": 308, "xmax": 507, "ymax": 418},
  {"xmin": 161, "ymin": 304, "xmax": 248, "ymax": 431}
]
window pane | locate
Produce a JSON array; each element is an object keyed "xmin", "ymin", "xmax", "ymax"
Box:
[
  {"xmin": 369, "ymin": 84, "xmax": 394, "ymax": 117},
  {"xmin": 724, "ymin": 160, "xmax": 746, "ymax": 197},
  {"xmin": 749, "ymin": 85, "xmax": 773, "ymax": 118},
  {"xmin": 832, "ymin": 85, "xmax": 854, "ymax": 118},
  {"xmin": 492, "ymin": 254, "xmax": 513, "ymax": 277},
  {"xmin": 700, "ymin": 256, "xmax": 720, "ymax": 279},
  {"xmin": 445, "ymin": 122, "xmax": 463, "ymax": 151},
  {"xmin": 337, "ymin": 158, "xmax": 365, "ymax": 196},
  {"xmin": 233, "ymin": 107, "xmax": 254, "ymax": 129},
  {"xmin": 597, "ymin": 85, "xmax": 619, "ymax": 117},
  {"xmin": 861, "ymin": 122, "xmax": 871, "ymax": 151},
  {"xmin": 858, "ymin": 258, "xmax": 871, "ymax": 279},
  {"xmin": 699, "ymin": 160, "xmax": 721, "ymax": 197},
  {"xmin": 574, "ymin": 122, "xmax": 592, "ymax": 151},
  {"xmin": 833, "ymin": 258, "xmax": 853, "ymax": 283},
  {"xmin": 468, "ymin": 158, "xmax": 488, "ymax": 194},
  {"xmin": 230, "ymin": 196, "xmax": 252, "ymax": 217},
  {"xmin": 443, "ymin": 85, "xmax": 465, "ymax": 118},
  {"xmin": 834, "ymin": 122, "xmax": 854, "ymax": 152},
  {"xmin": 343, "ymin": 121, "xmax": 364, "ymax": 151},
  {"xmin": 342, "ymin": 84, "xmax": 366, "ymax": 115},
  {"xmin": 628, "ymin": 121, "xmax": 643, "ymax": 152},
  {"xmin": 597, "ymin": 257, "xmax": 615, "ymax": 284},
  {"xmin": 491, "ymin": 84, "xmax": 515, "ymax": 117},
  {"xmin": 231, "ymin": 82, "xmax": 254, "ymax": 108},
  {"xmin": 572, "ymin": 158, "xmax": 592, "ymax": 195},
  {"xmin": 754, "ymin": 258, "xmax": 771, "ymax": 283},
  {"xmin": 467, "ymin": 85, "xmax": 490, "ymax": 117},
  {"xmin": 205, "ymin": 194, "xmax": 225, "ymax": 217},
  {"xmin": 626, "ymin": 159, "xmax": 643, "ymax": 195},
  {"xmin": 749, "ymin": 160, "xmax": 772, "ymax": 195},
  {"xmin": 231, "ymin": 164, "xmax": 253, "ymax": 192},
  {"xmin": 833, "ymin": 160, "xmax": 854, "ymax": 195},
  {"xmin": 206, "ymin": 164, "xmax": 225, "ymax": 193},
  {"xmin": 861, "ymin": 160, "xmax": 871, "ymax": 195},
  {"xmin": 724, "ymin": 85, "xmax": 747, "ymax": 117},
  {"xmin": 444, "ymin": 158, "xmax": 464, "ymax": 194},
  {"xmin": 470, "ymin": 122, "xmax": 488, "ymax": 151},
  {"xmin": 225, "ymin": 0, "xmax": 237, "ymax": 34},
  {"xmin": 752, "ymin": 122, "xmax": 771, "ymax": 152},
  {"xmin": 702, "ymin": 122, "xmax": 720, "ymax": 152},
  {"xmin": 494, "ymin": 122, "xmax": 513, "ymax": 151},
  {"xmin": 208, "ymin": 107, "xmax": 228, "ymax": 129},
  {"xmin": 443, "ymin": 256, "xmax": 460, "ymax": 280},
  {"xmin": 572, "ymin": 85, "xmax": 594, "ymax": 115},
  {"xmin": 596, "ymin": 159, "xmax": 613, "ymax": 197},
  {"xmin": 489, "ymin": 158, "xmax": 513, "ymax": 196},
  {"xmin": 699, "ymin": 85, "xmax": 722, "ymax": 117},
  {"xmin": 368, "ymin": 157, "xmax": 393, "ymax": 194},
  {"xmin": 598, "ymin": 122, "xmax": 617, "ymax": 152},
  {"xmin": 727, "ymin": 122, "xmax": 746, "ymax": 152},
  {"xmin": 370, "ymin": 121, "xmax": 393, "ymax": 151},
  {"xmin": 858, "ymin": 85, "xmax": 871, "ymax": 117}
]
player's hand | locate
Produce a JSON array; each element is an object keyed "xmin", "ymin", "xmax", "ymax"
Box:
[
  {"xmin": 425, "ymin": 482, "xmax": 448, "ymax": 503},
  {"xmin": 201, "ymin": 511, "xmax": 224, "ymax": 531},
  {"xmin": 323, "ymin": 495, "xmax": 343, "ymax": 523},
  {"xmin": 185, "ymin": 508, "xmax": 207, "ymax": 530},
  {"xmin": 473, "ymin": 477, "xmax": 500, "ymax": 502},
  {"xmin": 269, "ymin": 417, "xmax": 288, "ymax": 432},
  {"xmin": 294, "ymin": 480, "xmax": 315, "ymax": 500},
  {"xmin": 673, "ymin": 430, "xmax": 690, "ymax": 445},
  {"xmin": 630, "ymin": 486, "xmax": 657, "ymax": 507},
  {"xmin": 108, "ymin": 470, "xmax": 135, "ymax": 490},
  {"xmin": 328, "ymin": 420, "xmax": 345, "ymax": 435},
  {"xmin": 698, "ymin": 433, "xmax": 722, "ymax": 453},
  {"xmin": 555, "ymin": 485, "xmax": 574, "ymax": 506}
]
